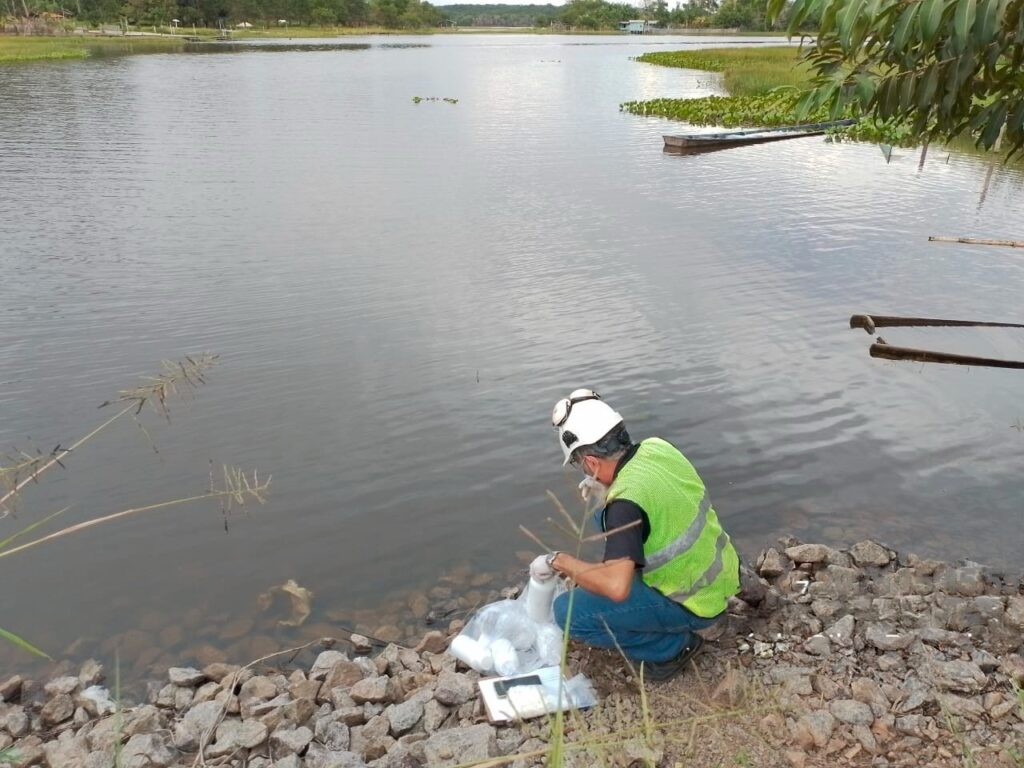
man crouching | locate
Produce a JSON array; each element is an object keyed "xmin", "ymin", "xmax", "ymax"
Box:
[{"xmin": 532, "ymin": 389, "xmax": 740, "ymax": 681}]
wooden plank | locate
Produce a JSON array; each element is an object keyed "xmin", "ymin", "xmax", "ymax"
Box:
[
  {"xmin": 929, "ymin": 236, "xmax": 1024, "ymax": 248},
  {"xmin": 869, "ymin": 343, "xmax": 1024, "ymax": 370},
  {"xmin": 850, "ymin": 314, "xmax": 1024, "ymax": 333}
]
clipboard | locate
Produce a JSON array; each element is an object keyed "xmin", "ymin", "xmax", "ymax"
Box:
[{"xmin": 478, "ymin": 666, "xmax": 578, "ymax": 723}]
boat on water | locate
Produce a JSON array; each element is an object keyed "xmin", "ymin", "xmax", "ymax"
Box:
[{"xmin": 663, "ymin": 119, "xmax": 857, "ymax": 152}]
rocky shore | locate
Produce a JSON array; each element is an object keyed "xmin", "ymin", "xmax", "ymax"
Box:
[{"xmin": 0, "ymin": 537, "xmax": 1021, "ymax": 768}]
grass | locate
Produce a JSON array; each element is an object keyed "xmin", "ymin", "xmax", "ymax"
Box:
[
  {"xmin": 624, "ymin": 46, "xmax": 935, "ymax": 147},
  {"xmin": 634, "ymin": 47, "xmax": 811, "ymax": 98},
  {"xmin": 0, "ymin": 35, "xmax": 186, "ymax": 64}
]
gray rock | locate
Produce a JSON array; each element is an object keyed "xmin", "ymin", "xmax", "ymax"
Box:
[
  {"xmin": 239, "ymin": 675, "xmax": 279, "ymax": 703},
  {"xmin": 938, "ymin": 566, "xmax": 986, "ymax": 597},
  {"xmin": 274, "ymin": 756, "xmax": 304, "ymax": 768},
  {"xmin": 1006, "ymin": 596, "xmax": 1024, "ymax": 630},
  {"xmin": 422, "ymin": 724, "xmax": 497, "ymax": 767},
  {"xmin": 849, "ymin": 540, "xmax": 891, "ymax": 567},
  {"xmin": 758, "ymin": 548, "xmax": 790, "ymax": 577},
  {"xmin": 43, "ymin": 733, "xmax": 90, "ymax": 768},
  {"xmin": 791, "ymin": 710, "xmax": 836, "ymax": 750},
  {"xmin": 829, "ymin": 699, "xmax": 874, "ymax": 726},
  {"xmin": 810, "ymin": 599, "xmax": 842, "ymax": 621},
  {"xmin": 0, "ymin": 676, "xmax": 22, "ymax": 702},
  {"xmin": 917, "ymin": 627, "xmax": 968, "ymax": 647},
  {"xmin": 852, "ymin": 723, "xmax": 877, "ymax": 753},
  {"xmin": 971, "ymin": 648, "xmax": 1000, "ymax": 672},
  {"xmin": 803, "ymin": 634, "xmax": 831, "ymax": 656},
  {"xmin": 414, "ymin": 631, "xmax": 448, "ymax": 655},
  {"xmin": 310, "ymin": 651, "xmax": 349, "ymax": 680},
  {"xmin": 851, "ymin": 678, "xmax": 889, "ymax": 716},
  {"xmin": 936, "ymin": 693, "xmax": 985, "ymax": 720},
  {"xmin": 349, "ymin": 676, "xmax": 395, "ymax": 705},
  {"xmin": 421, "ymin": 700, "xmax": 449, "ymax": 733},
  {"xmin": 317, "ymin": 720, "xmax": 351, "ymax": 751},
  {"xmin": 896, "ymin": 714, "xmax": 927, "ymax": 737},
  {"xmin": 271, "ymin": 726, "xmax": 313, "ymax": 755},
  {"xmin": 350, "ymin": 714, "xmax": 393, "ymax": 761},
  {"xmin": 923, "ymin": 660, "xmax": 987, "ymax": 694},
  {"xmin": 810, "ymin": 565, "xmax": 861, "ymax": 599},
  {"xmin": 44, "ymin": 676, "xmax": 81, "ymax": 696},
  {"xmin": 784, "ymin": 544, "xmax": 832, "ymax": 564},
  {"xmin": 433, "ymin": 671, "xmax": 474, "ymax": 707},
  {"xmin": 864, "ymin": 624, "xmax": 915, "ymax": 651},
  {"xmin": 0, "ymin": 704, "xmax": 29, "ymax": 737},
  {"xmin": 322, "ymin": 662, "xmax": 367, "ymax": 695},
  {"xmin": 121, "ymin": 733, "xmax": 176, "ymax": 768},
  {"xmin": 893, "ymin": 676, "xmax": 933, "ymax": 714},
  {"xmin": 349, "ymin": 634, "xmax": 373, "ymax": 654},
  {"xmin": 168, "ymin": 667, "xmax": 206, "ymax": 687},
  {"xmin": 384, "ymin": 698, "xmax": 424, "ymax": 736},
  {"xmin": 305, "ymin": 743, "xmax": 368, "ymax": 768},
  {"xmin": 824, "ymin": 614, "xmax": 855, "ymax": 647},
  {"xmin": 41, "ymin": 693, "xmax": 75, "ymax": 725},
  {"xmin": 211, "ymin": 718, "xmax": 269, "ymax": 754},
  {"xmin": 1000, "ymin": 654, "xmax": 1024, "ymax": 683},
  {"xmin": 175, "ymin": 699, "xmax": 223, "ymax": 749}
]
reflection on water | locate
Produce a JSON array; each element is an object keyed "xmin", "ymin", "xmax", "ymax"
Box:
[{"xmin": 0, "ymin": 34, "xmax": 1022, "ymax": 682}]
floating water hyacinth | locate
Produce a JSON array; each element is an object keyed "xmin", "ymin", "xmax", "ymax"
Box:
[{"xmin": 412, "ymin": 96, "xmax": 458, "ymax": 105}]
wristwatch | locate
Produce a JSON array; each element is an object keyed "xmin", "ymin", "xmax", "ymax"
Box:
[{"xmin": 545, "ymin": 551, "xmax": 561, "ymax": 571}]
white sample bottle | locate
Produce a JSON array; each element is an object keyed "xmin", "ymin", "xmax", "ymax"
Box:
[
  {"xmin": 448, "ymin": 635, "xmax": 493, "ymax": 673},
  {"xmin": 525, "ymin": 576, "xmax": 556, "ymax": 623}
]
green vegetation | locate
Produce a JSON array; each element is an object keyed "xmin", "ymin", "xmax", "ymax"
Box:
[
  {"xmin": 623, "ymin": 45, "xmax": 931, "ymax": 147},
  {"xmin": 0, "ymin": 34, "xmax": 185, "ymax": 63},
  {"xmin": 635, "ymin": 47, "xmax": 811, "ymax": 97},
  {"xmin": 766, "ymin": 0, "xmax": 1023, "ymax": 157},
  {"xmin": 437, "ymin": 3, "xmax": 560, "ymax": 28}
]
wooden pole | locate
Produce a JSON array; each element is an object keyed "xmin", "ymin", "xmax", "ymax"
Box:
[
  {"xmin": 929, "ymin": 236, "xmax": 1024, "ymax": 248},
  {"xmin": 850, "ymin": 314, "xmax": 1024, "ymax": 333},
  {"xmin": 869, "ymin": 343, "xmax": 1024, "ymax": 370}
]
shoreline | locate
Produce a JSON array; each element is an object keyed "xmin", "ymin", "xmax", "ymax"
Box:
[{"xmin": 2, "ymin": 537, "xmax": 1021, "ymax": 767}]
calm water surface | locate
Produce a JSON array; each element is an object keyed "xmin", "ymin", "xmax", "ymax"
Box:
[{"xmin": 1, "ymin": 34, "xmax": 1022, "ymax": 677}]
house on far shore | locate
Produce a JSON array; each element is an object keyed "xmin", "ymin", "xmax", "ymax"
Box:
[{"xmin": 619, "ymin": 19, "xmax": 656, "ymax": 34}]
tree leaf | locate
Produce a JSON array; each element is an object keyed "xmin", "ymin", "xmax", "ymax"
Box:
[
  {"xmin": 839, "ymin": 0, "xmax": 869, "ymax": 49},
  {"xmin": 0, "ymin": 627, "xmax": 52, "ymax": 660},
  {"xmin": 917, "ymin": 63, "xmax": 941, "ymax": 107},
  {"xmin": 974, "ymin": 0, "xmax": 1006, "ymax": 44},
  {"xmin": 979, "ymin": 101, "xmax": 1008, "ymax": 147},
  {"xmin": 893, "ymin": 3, "xmax": 922, "ymax": 51},
  {"xmin": 953, "ymin": 0, "xmax": 978, "ymax": 51},
  {"xmin": 919, "ymin": 0, "xmax": 952, "ymax": 46}
]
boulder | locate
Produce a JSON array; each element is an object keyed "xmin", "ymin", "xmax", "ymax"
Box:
[
  {"xmin": 414, "ymin": 631, "xmax": 448, "ymax": 655},
  {"xmin": 824, "ymin": 615, "xmax": 855, "ymax": 647},
  {"xmin": 270, "ymin": 726, "xmax": 313, "ymax": 755},
  {"xmin": 310, "ymin": 651, "xmax": 348, "ymax": 680},
  {"xmin": 422, "ymin": 724, "xmax": 497, "ymax": 767},
  {"xmin": 210, "ymin": 718, "xmax": 269, "ymax": 755},
  {"xmin": 829, "ymin": 699, "xmax": 874, "ymax": 726},
  {"xmin": 864, "ymin": 624, "xmax": 915, "ymax": 651},
  {"xmin": 41, "ymin": 693, "xmax": 75, "ymax": 725},
  {"xmin": 791, "ymin": 710, "xmax": 836, "ymax": 750},
  {"xmin": 433, "ymin": 672, "xmax": 474, "ymax": 707},
  {"xmin": 1006, "ymin": 596, "xmax": 1024, "ymax": 630},
  {"xmin": 349, "ymin": 676, "xmax": 395, "ymax": 705},
  {"xmin": 784, "ymin": 544, "xmax": 832, "ymax": 565},
  {"xmin": 923, "ymin": 660, "xmax": 987, "ymax": 694},
  {"xmin": 120, "ymin": 733, "xmax": 176, "ymax": 768},
  {"xmin": 849, "ymin": 540, "xmax": 891, "ymax": 567},
  {"xmin": 384, "ymin": 698, "xmax": 424, "ymax": 737},
  {"xmin": 173, "ymin": 700, "xmax": 224, "ymax": 751},
  {"xmin": 168, "ymin": 667, "xmax": 206, "ymax": 687},
  {"xmin": 44, "ymin": 676, "xmax": 80, "ymax": 696}
]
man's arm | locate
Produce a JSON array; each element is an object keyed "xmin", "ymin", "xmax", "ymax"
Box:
[{"xmin": 549, "ymin": 554, "xmax": 635, "ymax": 603}]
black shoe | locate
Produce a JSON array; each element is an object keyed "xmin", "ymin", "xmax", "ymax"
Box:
[{"xmin": 641, "ymin": 634, "xmax": 705, "ymax": 682}]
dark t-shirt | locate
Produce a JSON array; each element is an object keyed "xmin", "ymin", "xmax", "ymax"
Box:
[
  {"xmin": 600, "ymin": 443, "xmax": 650, "ymax": 567},
  {"xmin": 601, "ymin": 499, "xmax": 649, "ymax": 567}
]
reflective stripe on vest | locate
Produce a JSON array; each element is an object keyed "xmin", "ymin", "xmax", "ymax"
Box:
[
  {"xmin": 644, "ymin": 491, "xmax": 712, "ymax": 573},
  {"xmin": 667, "ymin": 529, "xmax": 730, "ymax": 604}
]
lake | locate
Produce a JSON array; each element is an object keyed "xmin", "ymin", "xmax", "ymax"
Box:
[{"xmin": 1, "ymin": 33, "xmax": 1022, "ymax": 678}]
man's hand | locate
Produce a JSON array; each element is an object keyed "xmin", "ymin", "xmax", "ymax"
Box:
[{"xmin": 530, "ymin": 554, "xmax": 555, "ymax": 582}]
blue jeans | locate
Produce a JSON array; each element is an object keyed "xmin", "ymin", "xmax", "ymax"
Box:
[{"xmin": 552, "ymin": 574, "xmax": 717, "ymax": 663}]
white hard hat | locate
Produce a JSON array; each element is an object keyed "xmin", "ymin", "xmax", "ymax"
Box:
[{"xmin": 551, "ymin": 388, "xmax": 624, "ymax": 465}]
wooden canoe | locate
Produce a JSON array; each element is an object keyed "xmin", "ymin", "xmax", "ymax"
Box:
[{"xmin": 663, "ymin": 119, "xmax": 857, "ymax": 151}]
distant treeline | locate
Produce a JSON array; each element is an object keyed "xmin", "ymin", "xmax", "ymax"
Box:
[
  {"xmin": 3, "ymin": 0, "xmax": 803, "ymax": 31},
  {"xmin": 438, "ymin": 4, "xmax": 559, "ymax": 28}
]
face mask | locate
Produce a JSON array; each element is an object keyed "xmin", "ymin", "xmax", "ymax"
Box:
[{"xmin": 578, "ymin": 475, "xmax": 607, "ymax": 507}]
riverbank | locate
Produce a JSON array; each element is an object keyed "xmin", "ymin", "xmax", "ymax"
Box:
[
  {"xmin": 621, "ymin": 47, "xmax": 918, "ymax": 146},
  {"xmin": 1, "ymin": 538, "xmax": 1020, "ymax": 767},
  {"xmin": 0, "ymin": 35, "xmax": 187, "ymax": 63}
]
